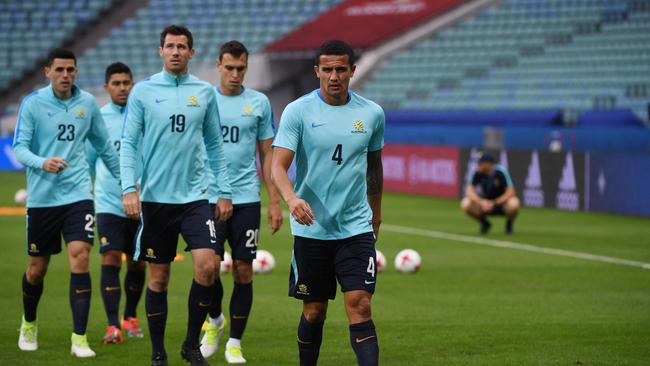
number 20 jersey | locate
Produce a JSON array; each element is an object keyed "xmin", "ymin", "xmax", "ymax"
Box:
[{"xmin": 273, "ymin": 89, "xmax": 385, "ymax": 240}]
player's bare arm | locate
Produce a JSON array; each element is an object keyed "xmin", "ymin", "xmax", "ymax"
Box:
[
  {"xmin": 42, "ymin": 157, "xmax": 69, "ymax": 173},
  {"xmin": 214, "ymin": 198, "xmax": 233, "ymax": 223},
  {"xmin": 259, "ymin": 138, "xmax": 283, "ymax": 234},
  {"xmin": 367, "ymin": 149, "xmax": 383, "ymax": 238},
  {"xmin": 271, "ymin": 146, "xmax": 314, "ymax": 226}
]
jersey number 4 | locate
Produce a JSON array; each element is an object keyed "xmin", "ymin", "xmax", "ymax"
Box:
[{"xmin": 332, "ymin": 144, "xmax": 343, "ymax": 165}]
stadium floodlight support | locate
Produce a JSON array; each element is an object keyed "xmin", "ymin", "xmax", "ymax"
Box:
[{"xmin": 350, "ymin": 0, "xmax": 500, "ymax": 91}]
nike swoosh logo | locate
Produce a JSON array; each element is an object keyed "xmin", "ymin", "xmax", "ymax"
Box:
[
  {"xmin": 104, "ymin": 286, "xmax": 120, "ymax": 292},
  {"xmin": 47, "ymin": 112, "xmax": 57, "ymax": 118},
  {"xmin": 311, "ymin": 122, "xmax": 326, "ymax": 128},
  {"xmin": 250, "ymin": 250, "xmax": 257, "ymax": 254},
  {"xmin": 355, "ymin": 335, "xmax": 376, "ymax": 343},
  {"xmin": 155, "ymin": 98, "xmax": 167, "ymax": 103},
  {"xmin": 75, "ymin": 288, "xmax": 91, "ymax": 294},
  {"xmin": 210, "ymin": 239, "xmax": 217, "ymax": 244},
  {"xmin": 297, "ymin": 337, "xmax": 312, "ymax": 345},
  {"xmin": 147, "ymin": 311, "xmax": 165, "ymax": 317},
  {"xmin": 232, "ymin": 315, "xmax": 248, "ymax": 319},
  {"xmin": 199, "ymin": 302, "xmax": 211, "ymax": 307},
  {"xmin": 364, "ymin": 280, "xmax": 375, "ymax": 285}
]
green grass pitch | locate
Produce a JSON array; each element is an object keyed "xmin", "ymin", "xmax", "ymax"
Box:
[{"xmin": 0, "ymin": 171, "xmax": 648, "ymax": 365}]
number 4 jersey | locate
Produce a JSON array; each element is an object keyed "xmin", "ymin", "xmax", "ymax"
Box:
[
  {"xmin": 273, "ymin": 89, "xmax": 385, "ymax": 240},
  {"xmin": 121, "ymin": 70, "xmax": 231, "ymax": 204},
  {"xmin": 13, "ymin": 85, "xmax": 119, "ymax": 208}
]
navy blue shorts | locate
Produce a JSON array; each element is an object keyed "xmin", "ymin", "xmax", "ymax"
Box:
[
  {"xmin": 26, "ymin": 200, "xmax": 95, "ymax": 256},
  {"xmin": 486, "ymin": 204, "xmax": 505, "ymax": 216},
  {"xmin": 211, "ymin": 202, "xmax": 260, "ymax": 260},
  {"xmin": 135, "ymin": 200, "xmax": 217, "ymax": 263},
  {"xmin": 289, "ymin": 232, "xmax": 377, "ymax": 301},
  {"xmin": 96, "ymin": 213, "xmax": 140, "ymax": 256}
]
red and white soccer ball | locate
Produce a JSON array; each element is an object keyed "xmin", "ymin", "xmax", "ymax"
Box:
[
  {"xmin": 253, "ymin": 249, "xmax": 275, "ymax": 274},
  {"xmin": 220, "ymin": 251, "xmax": 232, "ymax": 273},
  {"xmin": 14, "ymin": 188, "xmax": 27, "ymax": 206},
  {"xmin": 394, "ymin": 249, "xmax": 421, "ymax": 273},
  {"xmin": 375, "ymin": 249, "xmax": 386, "ymax": 272}
]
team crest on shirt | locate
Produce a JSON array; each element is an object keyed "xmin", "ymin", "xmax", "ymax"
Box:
[
  {"xmin": 146, "ymin": 248, "xmax": 156, "ymax": 259},
  {"xmin": 243, "ymin": 106, "xmax": 253, "ymax": 116},
  {"xmin": 75, "ymin": 108, "xmax": 85, "ymax": 119},
  {"xmin": 297, "ymin": 284, "xmax": 310, "ymax": 295},
  {"xmin": 351, "ymin": 120, "xmax": 367, "ymax": 134},
  {"xmin": 29, "ymin": 243, "xmax": 39, "ymax": 253},
  {"xmin": 187, "ymin": 96, "xmax": 200, "ymax": 107},
  {"xmin": 494, "ymin": 180, "xmax": 501, "ymax": 187},
  {"xmin": 100, "ymin": 237, "xmax": 109, "ymax": 246}
]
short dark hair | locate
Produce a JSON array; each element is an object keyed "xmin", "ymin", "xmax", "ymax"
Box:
[
  {"xmin": 315, "ymin": 40, "xmax": 355, "ymax": 66},
  {"xmin": 219, "ymin": 40, "xmax": 249, "ymax": 61},
  {"xmin": 160, "ymin": 24, "xmax": 193, "ymax": 49},
  {"xmin": 105, "ymin": 62, "xmax": 132, "ymax": 84},
  {"xmin": 46, "ymin": 48, "xmax": 76, "ymax": 67},
  {"xmin": 478, "ymin": 153, "xmax": 496, "ymax": 164}
]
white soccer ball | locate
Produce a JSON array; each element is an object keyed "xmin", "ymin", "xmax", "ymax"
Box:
[
  {"xmin": 14, "ymin": 188, "xmax": 27, "ymax": 205},
  {"xmin": 394, "ymin": 249, "xmax": 421, "ymax": 273},
  {"xmin": 253, "ymin": 249, "xmax": 275, "ymax": 274},
  {"xmin": 220, "ymin": 251, "xmax": 232, "ymax": 273},
  {"xmin": 375, "ymin": 249, "xmax": 387, "ymax": 272}
]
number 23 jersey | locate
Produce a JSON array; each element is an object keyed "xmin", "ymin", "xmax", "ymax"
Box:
[{"xmin": 273, "ymin": 89, "xmax": 385, "ymax": 240}]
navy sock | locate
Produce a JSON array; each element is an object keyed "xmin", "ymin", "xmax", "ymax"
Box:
[
  {"xmin": 22, "ymin": 273, "xmax": 43, "ymax": 322},
  {"xmin": 146, "ymin": 288, "xmax": 168, "ymax": 358},
  {"xmin": 297, "ymin": 314, "xmax": 324, "ymax": 366},
  {"xmin": 208, "ymin": 276, "xmax": 223, "ymax": 319},
  {"xmin": 100, "ymin": 265, "xmax": 121, "ymax": 327},
  {"xmin": 69, "ymin": 272, "xmax": 91, "ymax": 335},
  {"xmin": 124, "ymin": 267, "xmax": 145, "ymax": 319},
  {"xmin": 185, "ymin": 280, "xmax": 213, "ymax": 347},
  {"xmin": 229, "ymin": 281, "xmax": 252, "ymax": 339},
  {"xmin": 349, "ymin": 320, "xmax": 379, "ymax": 366}
]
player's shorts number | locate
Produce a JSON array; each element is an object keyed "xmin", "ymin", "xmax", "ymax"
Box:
[
  {"xmin": 221, "ymin": 125, "xmax": 240, "ymax": 143},
  {"xmin": 245, "ymin": 229, "xmax": 259, "ymax": 247},
  {"xmin": 57, "ymin": 124, "xmax": 75, "ymax": 141},
  {"xmin": 84, "ymin": 214, "xmax": 94, "ymax": 233},
  {"xmin": 332, "ymin": 144, "xmax": 343, "ymax": 165},
  {"xmin": 367, "ymin": 256, "xmax": 375, "ymax": 277},
  {"xmin": 113, "ymin": 140, "xmax": 121, "ymax": 152},
  {"xmin": 170, "ymin": 114, "xmax": 186, "ymax": 133},
  {"xmin": 206, "ymin": 219, "xmax": 216, "ymax": 239}
]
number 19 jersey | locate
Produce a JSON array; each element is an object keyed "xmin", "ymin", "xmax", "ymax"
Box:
[{"xmin": 273, "ymin": 89, "xmax": 385, "ymax": 240}]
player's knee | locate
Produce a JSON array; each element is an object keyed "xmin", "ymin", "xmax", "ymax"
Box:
[
  {"xmin": 127, "ymin": 260, "xmax": 146, "ymax": 272},
  {"xmin": 303, "ymin": 307, "xmax": 327, "ymax": 323},
  {"xmin": 347, "ymin": 294, "xmax": 372, "ymax": 319},
  {"xmin": 233, "ymin": 260, "xmax": 253, "ymax": 283},
  {"xmin": 195, "ymin": 260, "xmax": 216, "ymax": 285},
  {"xmin": 508, "ymin": 197, "xmax": 521, "ymax": 211},
  {"xmin": 26, "ymin": 262, "xmax": 47, "ymax": 283},
  {"xmin": 460, "ymin": 197, "xmax": 470, "ymax": 211},
  {"xmin": 102, "ymin": 250, "xmax": 122, "ymax": 267},
  {"xmin": 148, "ymin": 271, "xmax": 169, "ymax": 292}
]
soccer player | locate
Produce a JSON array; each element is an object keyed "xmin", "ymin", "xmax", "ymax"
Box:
[
  {"xmin": 461, "ymin": 153, "xmax": 521, "ymax": 234},
  {"xmin": 86, "ymin": 62, "xmax": 146, "ymax": 344},
  {"xmin": 271, "ymin": 40, "xmax": 384, "ymax": 366},
  {"xmin": 120, "ymin": 25, "xmax": 232, "ymax": 366},
  {"xmin": 13, "ymin": 48, "xmax": 120, "ymax": 357},
  {"xmin": 199, "ymin": 40, "xmax": 283, "ymax": 364}
]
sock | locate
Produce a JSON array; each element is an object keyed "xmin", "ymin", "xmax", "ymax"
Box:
[
  {"xmin": 22, "ymin": 273, "xmax": 43, "ymax": 322},
  {"xmin": 124, "ymin": 267, "xmax": 145, "ymax": 319},
  {"xmin": 349, "ymin": 320, "xmax": 379, "ymax": 366},
  {"xmin": 208, "ymin": 276, "xmax": 224, "ymax": 319},
  {"xmin": 69, "ymin": 272, "xmax": 91, "ymax": 335},
  {"xmin": 480, "ymin": 216, "xmax": 489, "ymax": 225},
  {"xmin": 229, "ymin": 282, "xmax": 252, "ymax": 340},
  {"xmin": 297, "ymin": 314, "xmax": 324, "ymax": 366},
  {"xmin": 100, "ymin": 265, "xmax": 121, "ymax": 327},
  {"xmin": 210, "ymin": 313, "xmax": 224, "ymax": 326},
  {"xmin": 146, "ymin": 288, "xmax": 168, "ymax": 358},
  {"xmin": 185, "ymin": 280, "xmax": 213, "ymax": 347}
]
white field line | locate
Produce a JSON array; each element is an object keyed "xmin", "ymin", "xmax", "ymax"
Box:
[{"xmin": 269, "ymin": 208, "xmax": 650, "ymax": 270}]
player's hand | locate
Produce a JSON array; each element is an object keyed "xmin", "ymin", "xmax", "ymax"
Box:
[
  {"xmin": 480, "ymin": 199, "xmax": 494, "ymax": 212},
  {"xmin": 267, "ymin": 202, "xmax": 283, "ymax": 234},
  {"xmin": 287, "ymin": 196, "xmax": 314, "ymax": 226},
  {"xmin": 122, "ymin": 191, "xmax": 141, "ymax": 220},
  {"xmin": 371, "ymin": 217, "xmax": 382, "ymax": 240},
  {"xmin": 214, "ymin": 198, "xmax": 233, "ymax": 223},
  {"xmin": 43, "ymin": 157, "xmax": 69, "ymax": 173}
]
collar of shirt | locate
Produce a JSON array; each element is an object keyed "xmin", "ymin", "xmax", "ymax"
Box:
[
  {"xmin": 45, "ymin": 83, "xmax": 80, "ymax": 105},
  {"xmin": 161, "ymin": 69, "xmax": 190, "ymax": 85},
  {"xmin": 109, "ymin": 101, "xmax": 126, "ymax": 114}
]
